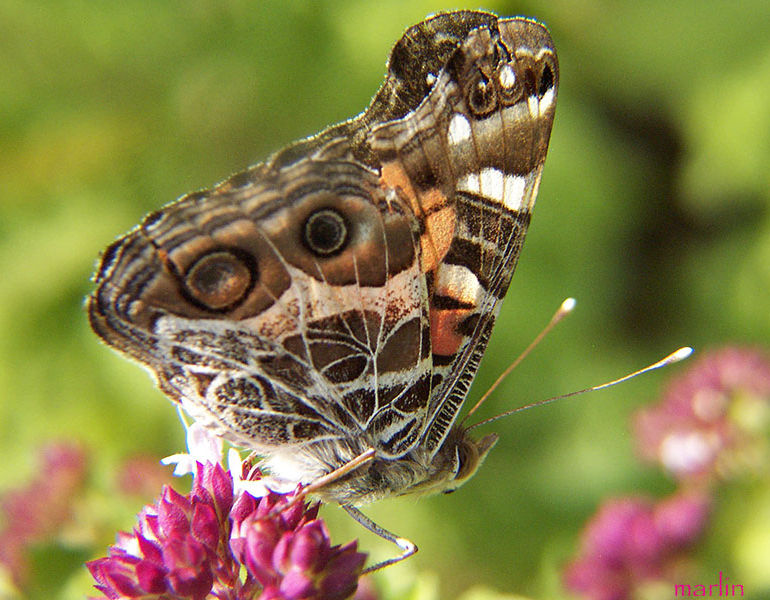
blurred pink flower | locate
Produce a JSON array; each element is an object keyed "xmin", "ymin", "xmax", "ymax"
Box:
[
  {"xmin": 0, "ymin": 441, "xmax": 87, "ymax": 585},
  {"xmin": 634, "ymin": 347, "xmax": 770, "ymax": 482},
  {"xmin": 564, "ymin": 491, "xmax": 711, "ymax": 600}
]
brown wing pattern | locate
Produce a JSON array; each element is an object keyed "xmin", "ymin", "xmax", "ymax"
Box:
[{"xmin": 89, "ymin": 152, "xmax": 433, "ymax": 457}]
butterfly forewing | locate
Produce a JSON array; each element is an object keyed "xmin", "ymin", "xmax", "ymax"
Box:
[{"xmin": 367, "ymin": 16, "xmax": 558, "ymax": 455}]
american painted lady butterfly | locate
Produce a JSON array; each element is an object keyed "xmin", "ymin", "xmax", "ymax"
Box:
[{"xmin": 88, "ymin": 11, "xmax": 558, "ymax": 568}]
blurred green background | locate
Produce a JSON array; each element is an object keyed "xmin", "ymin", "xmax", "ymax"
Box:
[{"xmin": 1, "ymin": 0, "xmax": 768, "ymax": 598}]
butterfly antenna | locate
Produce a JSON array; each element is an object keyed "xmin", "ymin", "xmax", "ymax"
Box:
[
  {"xmin": 466, "ymin": 346, "xmax": 693, "ymax": 431},
  {"xmin": 462, "ymin": 297, "xmax": 576, "ymax": 425}
]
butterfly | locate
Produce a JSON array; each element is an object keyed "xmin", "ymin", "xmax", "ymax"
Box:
[{"xmin": 88, "ymin": 10, "xmax": 558, "ymax": 569}]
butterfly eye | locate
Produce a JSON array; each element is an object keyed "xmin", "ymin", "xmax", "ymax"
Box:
[
  {"xmin": 466, "ymin": 70, "xmax": 498, "ymax": 117},
  {"xmin": 303, "ymin": 208, "xmax": 349, "ymax": 256},
  {"xmin": 184, "ymin": 249, "xmax": 254, "ymax": 311},
  {"xmin": 453, "ymin": 438, "xmax": 481, "ymax": 482}
]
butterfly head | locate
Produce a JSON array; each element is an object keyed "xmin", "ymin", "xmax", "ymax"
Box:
[
  {"xmin": 399, "ymin": 428, "xmax": 499, "ymax": 498},
  {"xmin": 442, "ymin": 429, "xmax": 500, "ymax": 494}
]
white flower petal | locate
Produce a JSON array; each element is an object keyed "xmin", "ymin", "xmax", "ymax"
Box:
[
  {"xmin": 186, "ymin": 422, "xmax": 224, "ymax": 464},
  {"xmin": 161, "ymin": 453, "xmax": 196, "ymax": 476}
]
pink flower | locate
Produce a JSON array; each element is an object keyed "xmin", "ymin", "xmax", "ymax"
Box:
[
  {"xmin": 231, "ymin": 494, "xmax": 364, "ymax": 600},
  {"xmin": 634, "ymin": 347, "xmax": 770, "ymax": 482},
  {"xmin": 88, "ymin": 458, "xmax": 367, "ymax": 600},
  {"xmin": 0, "ymin": 442, "xmax": 87, "ymax": 586},
  {"xmin": 564, "ymin": 492, "xmax": 711, "ymax": 600}
]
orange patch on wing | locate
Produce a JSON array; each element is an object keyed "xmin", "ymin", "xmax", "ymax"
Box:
[
  {"xmin": 422, "ymin": 205, "xmax": 455, "ymax": 273},
  {"xmin": 381, "ymin": 161, "xmax": 418, "ymax": 210},
  {"xmin": 429, "ymin": 308, "xmax": 472, "ymax": 356},
  {"xmin": 380, "ymin": 161, "xmax": 456, "ymax": 273}
]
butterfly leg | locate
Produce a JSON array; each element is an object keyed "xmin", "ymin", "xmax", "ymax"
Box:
[
  {"xmin": 301, "ymin": 448, "xmax": 376, "ymax": 497},
  {"xmin": 342, "ymin": 504, "xmax": 417, "ymax": 573},
  {"xmin": 259, "ymin": 449, "xmax": 377, "ymax": 519}
]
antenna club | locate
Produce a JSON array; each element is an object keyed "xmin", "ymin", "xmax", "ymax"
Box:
[
  {"xmin": 561, "ymin": 297, "xmax": 577, "ymax": 313},
  {"xmin": 669, "ymin": 347, "xmax": 694, "ymax": 363}
]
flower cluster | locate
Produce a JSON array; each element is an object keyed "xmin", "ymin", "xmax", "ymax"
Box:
[
  {"xmin": 88, "ymin": 452, "xmax": 366, "ymax": 600},
  {"xmin": 564, "ymin": 492, "xmax": 711, "ymax": 600},
  {"xmin": 634, "ymin": 346, "xmax": 770, "ymax": 482},
  {"xmin": 565, "ymin": 346, "xmax": 770, "ymax": 600},
  {"xmin": 0, "ymin": 442, "xmax": 87, "ymax": 586}
]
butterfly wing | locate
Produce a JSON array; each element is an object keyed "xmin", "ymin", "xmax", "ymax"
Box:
[
  {"xmin": 89, "ymin": 151, "xmax": 434, "ymax": 460},
  {"xmin": 88, "ymin": 12, "xmax": 559, "ymax": 485},
  {"xmin": 366, "ymin": 15, "xmax": 559, "ymax": 457}
]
